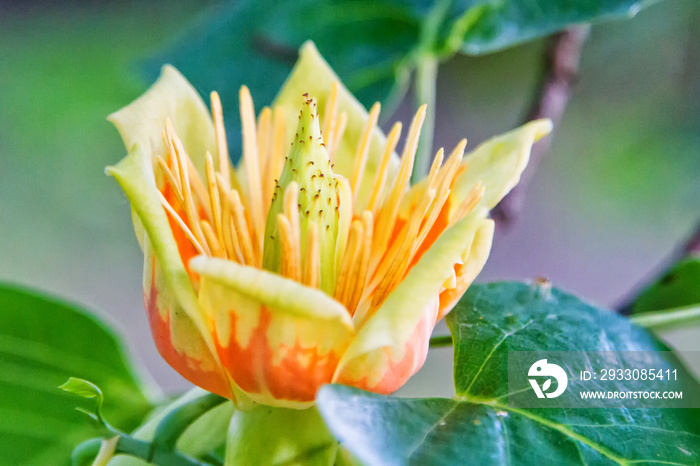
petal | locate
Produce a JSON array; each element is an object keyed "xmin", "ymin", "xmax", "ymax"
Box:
[
  {"xmin": 334, "ymin": 212, "xmax": 490, "ymax": 391},
  {"xmin": 453, "ymin": 119, "xmax": 552, "ymax": 210},
  {"xmin": 106, "ymin": 144, "xmax": 230, "ymax": 398},
  {"xmin": 334, "ymin": 295, "xmax": 438, "ymax": 394},
  {"xmin": 190, "ymin": 256, "xmax": 354, "ymax": 406},
  {"xmin": 108, "ymin": 65, "xmax": 217, "ymax": 178},
  {"xmin": 273, "ymin": 41, "xmax": 399, "ymax": 210},
  {"xmin": 438, "ymin": 219, "xmax": 494, "ymax": 319}
]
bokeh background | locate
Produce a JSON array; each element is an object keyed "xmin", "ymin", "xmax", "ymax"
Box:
[{"xmin": 1, "ymin": 0, "xmax": 698, "ymax": 397}]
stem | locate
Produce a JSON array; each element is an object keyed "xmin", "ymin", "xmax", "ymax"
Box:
[
  {"xmin": 411, "ymin": 0, "xmax": 449, "ymax": 184},
  {"xmin": 630, "ymin": 304, "xmax": 700, "ymax": 331},
  {"xmin": 153, "ymin": 392, "xmax": 227, "ymax": 451},
  {"xmin": 492, "ymin": 25, "xmax": 591, "ymax": 226},
  {"xmin": 117, "ymin": 435, "xmax": 214, "ymax": 466},
  {"xmin": 429, "ymin": 335, "xmax": 453, "ymax": 348},
  {"xmin": 72, "ymin": 390, "xmax": 228, "ymax": 466},
  {"xmin": 225, "ymin": 405, "xmax": 336, "ymax": 466},
  {"xmin": 72, "ymin": 438, "xmax": 103, "ymax": 466},
  {"xmin": 413, "ymin": 54, "xmax": 439, "ymax": 184},
  {"xmin": 72, "ymin": 435, "xmax": 214, "ymax": 466}
]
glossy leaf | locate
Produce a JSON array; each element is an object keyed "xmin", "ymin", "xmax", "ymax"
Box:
[
  {"xmin": 150, "ymin": 0, "xmax": 659, "ymax": 165},
  {"xmin": 317, "ymin": 282, "xmax": 700, "ymax": 465},
  {"xmin": 0, "ymin": 284, "xmax": 155, "ymax": 465},
  {"xmin": 449, "ymin": 0, "xmax": 659, "ymax": 55}
]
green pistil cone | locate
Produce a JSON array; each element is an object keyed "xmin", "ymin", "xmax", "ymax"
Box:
[{"xmin": 263, "ymin": 96, "xmax": 339, "ymax": 294}]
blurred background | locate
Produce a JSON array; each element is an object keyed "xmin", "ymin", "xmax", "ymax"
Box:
[{"xmin": 1, "ymin": 0, "xmax": 698, "ymax": 397}]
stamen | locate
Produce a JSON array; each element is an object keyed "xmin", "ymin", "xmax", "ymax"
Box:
[
  {"xmin": 373, "ymin": 105, "xmax": 427, "ymax": 253},
  {"xmin": 223, "ymin": 208, "xmax": 244, "ymax": 264},
  {"xmin": 263, "ymin": 107, "xmax": 287, "ymax": 214},
  {"xmin": 323, "ymin": 82, "xmax": 339, "ymax": 143},
  {"xmin": 166, "ymin": 119, "xmax": 212, "ymax": 219},
  {"xmin": 227, "ymin": 189, "xmax": 256, "ymax": 266},
  {"xmin": 408, "ymin": 141, "xmax": 467, "ymax": 254},
  {"xmin": 201, "ymin": 220, "xmax": 225, "ymax": 258},
  {"xmin": 346, "ymin": 211, "xmax": 373, "ymax": 313},
  {"xmin": 371, "ymin": 188, "xmax": 436, "ymax": 309},
  {"xmin": 350, "ymin": 102, "xmax": 381, "ymax": 202},
  {"xmin": 163, "ymin": 129, "xmax": 182, "ymax": 192},
  {"xmin": 334, "ymin": 220, "xmax": 363, "ymax": 305},
  {"xmin": 257, "ymin": 106, "xmax": 272, "ymax": 194},
  {"xmin": 283, "ymin": 182, "xmax": 301, "ymax": 255},
  {"xmin": 366, "ymin": 122, "xmax": 402, "ymax": 213},
  {"xmin": 166, "ymin": 119, "xmax": 210, "ymax": 254},
  {"xmin": 156, "ymin": 155, "xmax": 184, "ymax": 209},
  {"xmin": 435, "ymin": 140, "xmax": 466, "ymax": 191},
  {"xmin": 205, "ymin": 152, "xmax": 225, "ymax": 257},
  {"xmin": 450, "ymin": 183, "xmax": 485, "ymax": 225},
  {"xmin": 210, "ymin": 91, "xmax": 231, "ymax": 192},
  {"xmin": 185, "ymin": 156, "xmax": 213, "ymax": 220},
  {"xmin": 303, "ymin": 221, "xmax": 320, "ymax": 288},
  {"xmin": 333, "ymin": 175, "xmax": 353, "ymax": 280},
  {"xmin": 157, "ymin": 191, "xmax": 206, "ymax": 256},
  {"xmin": 426, "ymin": 148, "xmax": 445, "ymax": 191},
  {"xmin": 239, "ymin": 86, "xmax": 265, "ymax": 255},
  {"xmin": 277, "ymin": 214, "xmax": 301, "ymax": 281}
]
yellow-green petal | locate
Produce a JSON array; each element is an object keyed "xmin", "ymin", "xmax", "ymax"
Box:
[
  {"xmin": 190, "ymin": 256, "xmax": 353, "ymax": 329},
  {"xmin": 273, "ymin": 41, "xmax": 399, "ymax": 210},
  {"xmin": 453, "ymin": 118, "xmax": 552, "ymax": 209},
  {"xmin": 105, "ymin": 144, "xmax": 228, "ymax": 397},
  {"xmin": 108, "ymin": 65, "xmax": 217, "ymax": 177},
  {"xmin": 191, "ymin": 256, "xmax": 355, "ymax": 407}
]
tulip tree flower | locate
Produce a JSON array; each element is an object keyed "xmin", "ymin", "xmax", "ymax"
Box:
[{"xmin": 107, "ymin": 42, "xmax": 550, "ymax": 414}]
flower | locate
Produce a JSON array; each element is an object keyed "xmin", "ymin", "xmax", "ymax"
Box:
[{"xmin": 107, "ymin": 42, "xmax": 551, "ymax": 408}]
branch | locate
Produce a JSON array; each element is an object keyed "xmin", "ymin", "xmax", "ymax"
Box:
[{"xmin": 492, "ymin": 24, "xmax": 591, "ymax": 226}]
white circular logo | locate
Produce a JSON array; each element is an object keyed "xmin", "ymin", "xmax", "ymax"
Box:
[{"xmin": 528, "ymin": 359, "xmax": 568, "ymax": 399}]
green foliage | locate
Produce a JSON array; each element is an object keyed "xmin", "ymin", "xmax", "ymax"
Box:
[
  {"xmin": 623, "ymin": 257, "xmax": 700, "ymax": 330},
  {"xmin": 0, "ymin": 284, "xmax": 154, "ymax": 465},
  {"xmin": 150, "ymin": 0, "xmax": 659, "ymax": 162},
  {"xmin": 450, "ymin": 0, "xmax": 658, "ymax": 55},
  {"xmin": 632, "ymin": 258, "xmax": 700, "ymax": 313},
  {"xmin": 316, "ymin": 282, "xmax": 700, "ymax": 465},
  {"xmin": 108, "ymin": 388, "xmax": 233, "ymax": 466},
  {"xmin": 59, "ymin": 377, "xmax": 112, "ymax": 430}
]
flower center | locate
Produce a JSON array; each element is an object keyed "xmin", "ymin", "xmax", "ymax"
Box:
[
  {"xmin": 155, "ymin": 85, "xmax": 484, "ymax": 321},
  {"xmin": 262, "ymin": 95, "xmax": 339, "ymax": 294}
]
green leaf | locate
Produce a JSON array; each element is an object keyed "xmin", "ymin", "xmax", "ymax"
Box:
[
  {"xmin": 316, "ymin": 282, "xmax": 700, "ymax": 465},
  {"xmin": 625, "ymin": 257, "xmax": 700, "ymax": 330},
  {"xmin": 0, "ymin": 283, "xmax": 156, "ymax": 465},
  {"xmin": 149, "ymin": 0, "xmax": 661, "ymax": 161},
  {"xmin": 59, "ymin": 377, "xmax": 104, "ymax": 400},
  {"xmin": 59, "ymin": 377, "xmax": 111, "ymax": 429},
  {"xmin": 629, "ymin": 257, "xmax": 700, "ymax": 315},
  {"xmin": 448, "ymin": 0, "xmax": 660, "ymax": 55}
]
